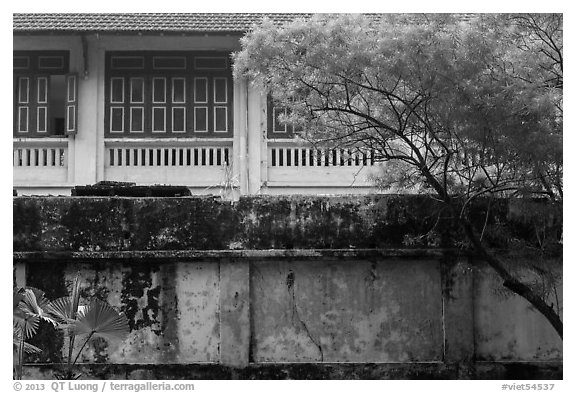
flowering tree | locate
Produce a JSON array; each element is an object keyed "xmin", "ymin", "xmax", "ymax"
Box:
[{"xmin": 234, "ymin": 14, "xmax": 562, "ymax": 337}]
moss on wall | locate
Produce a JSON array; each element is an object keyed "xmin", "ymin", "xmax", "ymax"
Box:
[{"xmin": 13, "ymin": 195, "xmax": 562, "ymax": 253}]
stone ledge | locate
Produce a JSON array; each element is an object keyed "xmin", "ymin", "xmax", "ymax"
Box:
[
  {"xmin": 13, "ymin": 248, "xmax": 559, "ymax": 264},
  {"xmin": 21, "ymin": 362, "xmax": 563, "ymax": 380},
  {"xmin": 13, "ymin": 248, "xmax": 469, "ymax": 263}
]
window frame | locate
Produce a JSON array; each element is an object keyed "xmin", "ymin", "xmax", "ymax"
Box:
[
  {"xmin": 105, "ymin": 51, "xmax": 233, "ymax": 138},
  {"xmin": 267, "ymin": 96, "xmax": 298, "ymax": 139},
  {"xmin": 13, "ymin": 50, "xmax": 71, "ymax": 138}
]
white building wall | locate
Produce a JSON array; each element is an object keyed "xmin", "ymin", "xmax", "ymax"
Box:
[{"xmin": 14, "ymin": 34, "xmax": 379, "ymax": 196}]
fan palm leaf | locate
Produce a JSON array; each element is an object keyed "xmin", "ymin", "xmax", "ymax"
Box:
[
  {"xmin": 13, "ymin": 325, "xmax": 41, "ymax": 380},
  {"xmin": 46, "ymin": 297, "xmax": 75, "ymax": 324},
  {"xmin": 15, "ymin": 315, "xmax": 40, "ymax": 340},
  {"xmin": 13, "ymin": 287, "xmax": 25, "ymax": 315},
  {"xmin": 14, "ymin": 288, "xmax": 55, "ymax": 339},
  {"xmin": 45, "ymin": 274, "xmax": 83, "ymax": 368},
  {"xmin": 46, "ymin": 275, "xmax": 83, "ymax": 324},
  {"xmin": 13, "ymin": 287, "xmax": 28, "ymax": 326},
  {"xmin": 19, "ymin": 288, "xmax": 56, "ymax": 325},
  {"xmin": 70, "ymin": 299, "xmax": 129, "ymax": 342},
  {"xmin": 13, "ymin": 327, "xmax": 42, "ymax": 355}
]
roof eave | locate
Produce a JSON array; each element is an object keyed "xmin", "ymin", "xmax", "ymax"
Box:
[{"xmin": 14, "ymin": 29, "xmax": 248, "ymax": 36}]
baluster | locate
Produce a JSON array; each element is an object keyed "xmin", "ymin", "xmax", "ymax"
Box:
[
  {"xmin": 167, "ymin": 148, "xmax": 173, "ymax": 167},
  {"xmin": 48, "ymin": 148, "xmax": 55, "ymax": 167}
]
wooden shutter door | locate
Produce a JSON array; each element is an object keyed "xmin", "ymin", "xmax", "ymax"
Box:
[{"xmin": 65, "ymin": 73, "xmax": 78, "ymax": 135}]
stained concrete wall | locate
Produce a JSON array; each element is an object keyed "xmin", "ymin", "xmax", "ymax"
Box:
[
  {"xmin": 474, "ymin": 266, "xmax": 563, "ymax": 361},
  {"xmin": 18, "ymin": 261, "xmax": 221, "ymax": 365},
  {"xmin": 251, "ymin": 259, "xmax": 443, "ymax": 362},
  {"xmin": 13, "ymin": 195, "xmax": 562, "ymax": 379}
]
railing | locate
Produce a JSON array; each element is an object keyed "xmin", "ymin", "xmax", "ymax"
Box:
[
  {"xmin": 269, "ymin": 146, "xmax": 375, "ymax": 168},
  {"xmin": 266, "ymin": 142, "xmax": 377, "ymax": 189},
  {"xmin": 104, "ymin": 139, "xmax": 234, "ymax": 188},
  {"xmin": 13, "ymin": 138, "xmax": 69, "ymax": 186}
]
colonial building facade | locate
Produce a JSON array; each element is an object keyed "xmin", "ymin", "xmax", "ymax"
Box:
[{"xmin": 13, "ymin": 14, "xmax": 378, "ymax": 196}]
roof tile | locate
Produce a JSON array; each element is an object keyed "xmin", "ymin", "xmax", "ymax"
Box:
[
  {"xmin": 13, "ymin": 13, "xmax": 313, "ymax": 33},
  {"xmin": 13, "ymin": 13, "xmax": 475, "ymax": 34}
]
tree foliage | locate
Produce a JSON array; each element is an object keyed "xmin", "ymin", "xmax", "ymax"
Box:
[
  {"xmin": 234, "ymin": 13, "xmax": 563, "ymax": 337},
  {"xmin": 234, "ymin": 14, "xmax": 562, "ymax": 201}
]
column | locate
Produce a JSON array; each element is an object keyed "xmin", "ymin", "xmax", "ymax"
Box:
[
  {"xmin": 247, "ymin": 87, "xmax": 264, "ymax": 194},
  {"xmin": 73, "ymin": 35, "xmax": 102, "ymax": 185},
  {"xmin": 233, "ymin": 79, "xmax": 248, "ymax": 195}
]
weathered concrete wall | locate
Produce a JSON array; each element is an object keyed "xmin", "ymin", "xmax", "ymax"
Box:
[
  {"xmin": 20, "ymin": 261, "xmax": 220, "ymax": 364},
  {"xmin": 251, "ymin": 259, "xmax": 443, "ymax": 362},
  {"xmin": 13, "ymin": 195, "xmax": 562, "ymax": 252},
  {"xmin": 474, "ymin": 265, "xmax": 563, "ymax": 361},
  {"xmin": 13, "ymin": 195, "xmax": 562, "ymax": 379}
]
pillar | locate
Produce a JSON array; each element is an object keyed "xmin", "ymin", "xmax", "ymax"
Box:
[{"xmin": 73, "ymin": 34, "xmax": 102, "ymax": 185}]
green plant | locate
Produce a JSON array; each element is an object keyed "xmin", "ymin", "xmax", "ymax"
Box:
[
  {"xmin": 13, "ymin": 275, "xmax": 130, "ymax": 380},
  {"xmin": 47, "ymin": 274, "xmax": 129, "ymax": 379},
  {"xmin": 13, "ymin": 287, "xmax": 55, "ymax": 380}
]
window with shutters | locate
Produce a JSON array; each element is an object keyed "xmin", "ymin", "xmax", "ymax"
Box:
[
  {"xmin": 105, "ymin": 51, "xmax": 233, "ymax": 137},
  {"xmin": 267, "ymin": 97, "xmax": 301, "ymax": 139},
  {"xmin": 13, "ymin": 51, "xmax": 77, "ymax": 137}
]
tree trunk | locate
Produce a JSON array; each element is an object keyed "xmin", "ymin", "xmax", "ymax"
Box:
[
  {"xmin": 420, "ymin": 167, "xmax": 563, "ymax": 339},
  {"xmin": 460, "ymin": 216, "xmax": 563, "ymax": 339}
]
